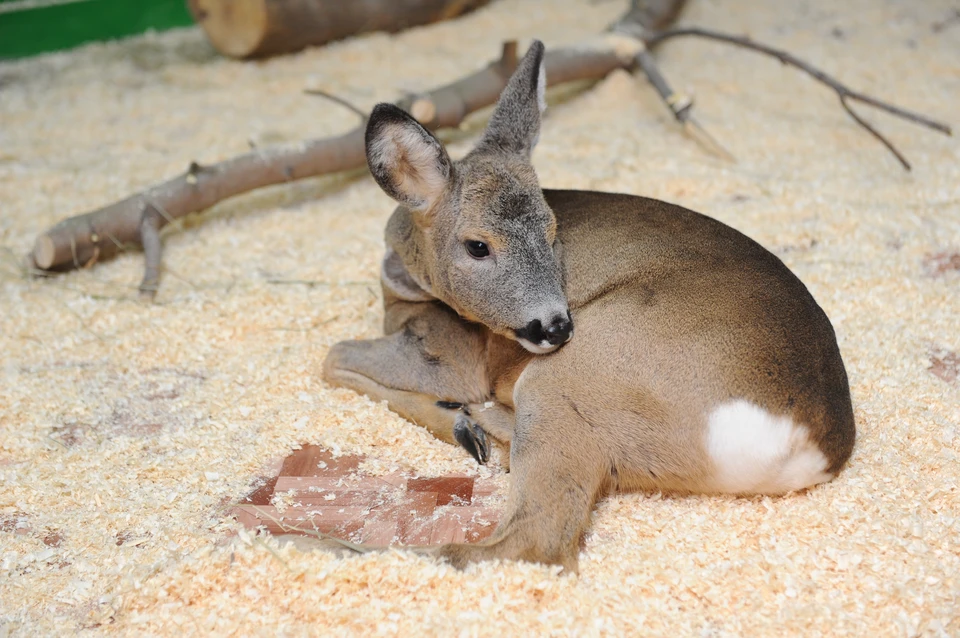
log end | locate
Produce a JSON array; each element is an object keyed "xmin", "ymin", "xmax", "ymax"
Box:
[
  {"xmin": 410, "ymin": 99, "xmax": 437, "ymax": 125},
  {"xmin": 33, "ymin": 235, "xmax": 57, "ymax": 270},
  {"xmin": 188, "ymin": 0, "xmax": 268, "ymax": 59}
]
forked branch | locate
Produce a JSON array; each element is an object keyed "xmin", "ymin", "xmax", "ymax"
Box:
[{"xmin": 644, "ymin": 26, "xmax": 952, "ymax": 170}]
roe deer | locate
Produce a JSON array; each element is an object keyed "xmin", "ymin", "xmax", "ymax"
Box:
[{"xmin": 321, "ymin": 40, "xmax": 855, "ymax": 572}]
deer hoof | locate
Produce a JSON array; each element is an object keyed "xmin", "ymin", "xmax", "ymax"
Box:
[{"xmin": 453, "ymin": 413, "xmax": 489, "ymax": 465}]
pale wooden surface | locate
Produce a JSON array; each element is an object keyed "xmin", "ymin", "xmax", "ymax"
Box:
[{"xmin": 0, "ymin": 0, "xmax": 957, "ymax": 634}]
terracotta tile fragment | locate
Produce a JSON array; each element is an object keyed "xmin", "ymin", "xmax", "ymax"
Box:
[
  {"xmin": 408, "ymin": 476, "xmax": 474, "ymax": 505},
  {"xmin": 929, "ymin": 348, "xmax": 960, "ymax": 383},
  {"xmin": 234, "ymin": 446, "xmax": 503, "ymax": 546},
  {"xmin": 279, "ymin": 444, "xmax": 362, "ymax": 477},
  {"xmin": 240, "ymin": 475, "xmax": 279, "ymax": 506},
  {"xmin": 923, "ymin": 251, "xmax": 960, "ymax": 277}
]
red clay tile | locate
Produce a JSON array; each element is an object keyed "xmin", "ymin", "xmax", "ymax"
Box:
[
  {"xmin": 275, "ymin": 476, "xmax": 409, "ymax": 493},
  {"xmin": 361, "ymin": 518, "xmax": 399, "ymax": 545},
  {"xmin": 929, "ymin": 348, "xmax": 960, "ymax": 384},
  {"xmin": 408, "ymin": 477, "xmax": 474, "ymax": 505},
  {"xmin": 239, "ymin": 475, "xmax": 279, "ymax": 506},
  {"xmin": 234, "ymin": 446, "xmax": 504, "ymax": 547},
  {"xmin": 279, "ymin": 445, "xmax": 362, "ymax": 477}
]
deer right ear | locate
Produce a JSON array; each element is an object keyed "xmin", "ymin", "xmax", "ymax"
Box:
[
  {"xmin": 365, "ymin": 103, "xmax": 452, "ymax": 211},
  {"xmin": 476, "ymin": 40, "xmax": 547, "ymax": 157}
]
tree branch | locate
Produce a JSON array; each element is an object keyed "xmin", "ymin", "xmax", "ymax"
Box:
[
  {"xmin": 644, "ymin": 26, "xmax": 952, "ymax": 170},
  {"xmin": 27, "ymin": 1, "xmax": 952, "ymax": 297},
  {"xmin": 29, "ymin": 39, "xmax": 634, "ymax": 277},
  {"xmin": 632, "ymin": 48, "xmax": 735, "ymax": 161}
]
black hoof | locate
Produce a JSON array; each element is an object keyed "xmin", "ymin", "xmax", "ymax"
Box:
[{"xmin": 453, "ymin": 413, "xmax": 489, "ymax": 465}]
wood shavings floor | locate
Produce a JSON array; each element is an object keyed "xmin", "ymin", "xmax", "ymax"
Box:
[{"xmin": 1, "ymin": 0, "xmax": 958, "ymax": 635}]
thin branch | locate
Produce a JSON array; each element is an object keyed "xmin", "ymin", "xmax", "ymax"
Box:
[
  {"xmin": 303, "ymin": 88, "xmax": 368, "ymax": 121},
  {"xmin": 644, "ymin": 26, "xmax": 952, "ymax": 170},
  {"xmin": 839, "ymin": 95, "xmax": 911, "ymax": 170},
  {"xmin": 646, "ymin": 27, "xmax": 951, "ymax": 134},
  {"xmin": 633, "ymin": 48, "xmax": 735, "ymax": 161}
]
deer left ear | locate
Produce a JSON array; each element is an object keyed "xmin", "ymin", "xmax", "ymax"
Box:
[
  {"xmin": 365, "ymin": 103, "xmax": 452, "ymax": 210},
  {"xmin": 477, "ymin": 40, "xmax": 547, "ymax": 157}
]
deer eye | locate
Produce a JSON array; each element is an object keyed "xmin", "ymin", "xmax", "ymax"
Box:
[{"xmin": 465, "ymin": 240, "xmax": 490, "ymax": 259}]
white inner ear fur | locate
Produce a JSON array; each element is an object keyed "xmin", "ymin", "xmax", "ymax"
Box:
[
  {"xmin": 369, "ymin": 122, "xmax": 447, "ymax": 208},
  {"xmin": 536, "ymin": 60, "xmax": 547, "ymax": 113},
  {"xmin": 528, "ymin": 61, "xmax": 547, "ymax": 151},
  {"xmin": 705, "ymin": 399, "xmax": 833, "ymax": 495}
]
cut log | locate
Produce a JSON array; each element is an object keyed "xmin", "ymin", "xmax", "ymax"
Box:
[{"xmin": 188, "ymin": 0, "xmax": 493, "ymax": 59}]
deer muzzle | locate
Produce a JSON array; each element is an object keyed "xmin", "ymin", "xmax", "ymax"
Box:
[{"xmin": 514, "ymin": 311, "xmax": 574, "ymax": 354}]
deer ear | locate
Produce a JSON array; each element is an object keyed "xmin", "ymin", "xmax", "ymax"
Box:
[
  {"xmin": 365, "ymin": 103, "xmax": 452, "ymax": 210},
  {"xmin": 477, "ymin": 40, "xmax": 547, "ymax": 157}
]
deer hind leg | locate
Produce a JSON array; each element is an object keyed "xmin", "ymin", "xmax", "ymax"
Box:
[{"xmin": 435, "ymin": 390, "xmax": 608, "ymax": 573}]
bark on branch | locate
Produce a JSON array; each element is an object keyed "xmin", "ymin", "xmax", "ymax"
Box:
[{"xmin": 29, "ymin": 1, "xmax": 952, "ymax": 298}]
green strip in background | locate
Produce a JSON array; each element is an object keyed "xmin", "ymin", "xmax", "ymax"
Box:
[{"xmin": 0, "ymin": 0, "xmax": 195, "ymax": 59}]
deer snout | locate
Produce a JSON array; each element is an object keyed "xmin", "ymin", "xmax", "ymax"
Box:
[
  {"xmin": 543, "ymin": 313, "xmax": 573, "ymax": 345},
  {"xmin": 515, "ymin": 311, "xmax": 573, "ymax": 354}
]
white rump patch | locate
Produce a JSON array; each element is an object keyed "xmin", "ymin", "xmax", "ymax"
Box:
[{"xmin": 706, "ymin": 400, "xmax": 832, "ymax": 495}]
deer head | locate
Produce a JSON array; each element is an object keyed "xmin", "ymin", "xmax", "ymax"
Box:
[{"xmin": 365, "ymin": 40, "xmax": 572, "ymax": 354}]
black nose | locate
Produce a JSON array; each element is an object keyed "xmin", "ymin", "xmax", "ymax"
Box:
[
  {"xmin": 521, "ymin": 312, "xmax": 573, "ymax": 347},
  {"xmin": 543, "ymin": 313, "xmax": 573, "ymax": 345}
]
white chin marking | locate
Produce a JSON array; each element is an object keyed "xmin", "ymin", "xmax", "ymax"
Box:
[
  {"xmin": 705, "ymin": 399, "xmax": 833, "ymax": 495},
  {"xmin": 517, "ymin": 339, "xmax": 560, "ymax": 354}
]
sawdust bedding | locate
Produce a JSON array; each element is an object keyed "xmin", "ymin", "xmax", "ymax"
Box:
[{"xmin": 0, "ymin": 0, "xmax": 958, "ymax": 635}]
